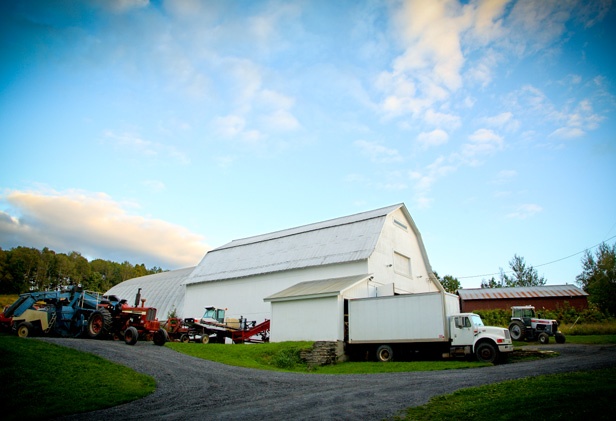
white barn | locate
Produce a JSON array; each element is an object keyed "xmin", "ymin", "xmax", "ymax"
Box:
[{"xmin": 106, "ymin": 203, "xmax": 443, "ymax": 342}]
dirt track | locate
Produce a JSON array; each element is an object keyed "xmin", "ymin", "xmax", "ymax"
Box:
[{"xmin": 41, "ymin": 338, "xmax": 615, "ymax": 420}]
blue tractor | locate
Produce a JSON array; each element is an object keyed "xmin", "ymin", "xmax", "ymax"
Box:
[{"xmin": 0, "ymin": 287, "xmax": 120, "ymax": 339}]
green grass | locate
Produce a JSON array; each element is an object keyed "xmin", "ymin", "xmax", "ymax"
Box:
[
  {"xmin": 0, "ymin": 335, "xmax": 156, "ymax": 420},
  {"xmin": 166, "ymin": 341, "xmax": 496, "ymax": 373},
  {"xmin": 562, "ymin": 322, "xmax": 616, "ymax": 335},
  {"xmin": 396, "ymin": 367, "xmax": 616, "ymax": 420},
  {"xmin": 512, "ymin": 334, "xmax": 616, "ymax": 347}
]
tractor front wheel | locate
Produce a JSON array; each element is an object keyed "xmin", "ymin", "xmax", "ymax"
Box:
[
  {"xmin": 16, "ymin": 322, "xmax": 34, "ymax": 338},
  {"xmin": 555, "ymin": 332, "xmax": 566, "ymax": 344},
  {"xmin": 180, "ymin": 334, "xmax": 189, "ymax": 343},
  {"xmin": 124, "ymin": 326, "xmax": 139, "ymax": 345},
  {"xmin": 538, "ymin": 332, "xmax": 550, "ymax": 344},
  {"xmin": 153, "ymin": 328, "xmax": 168, "ymax": 346},
  {"xmin": 508, "ymin": 321, "xmax": 526, "ymax": 341},
  {"xmin": 201, "ymin": 334, "xmax": 210, "ymax": 344}
]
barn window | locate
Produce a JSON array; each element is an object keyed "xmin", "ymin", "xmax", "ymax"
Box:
[
  {"xmin": 393, "ymin": 252, "xmax": 411, "ymax": 277},
  {"xmin": 393, "ymin": 218, "xmax": 408, "ymax": 231}
]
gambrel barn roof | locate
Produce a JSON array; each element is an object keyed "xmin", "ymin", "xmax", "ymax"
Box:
[
  {"xmin": 184, "ymin": 203, "xmax": 431, "ymax": 285},
  {"xmin": 106, "ymin": 266, "xmax": 195, "ymax": 319}
]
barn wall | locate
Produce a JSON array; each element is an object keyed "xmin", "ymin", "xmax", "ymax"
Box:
[
  {"xmin": 183, "ymin": 260, "xmax": 367, "ymax": 321},
  {"xmin": 270, "ymin": 296, "xmax": 342, "ymax": 342},
  {"xmin": 367, "ymin": 209, "xmax": 438, "ymax": 294},
  {"xmin": 461, "ymin": 296, "xmax": 588, "ymax": 313}
]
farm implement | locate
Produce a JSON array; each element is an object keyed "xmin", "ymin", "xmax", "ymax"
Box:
[{"xmin": 166, "ymin": 306, "xmax": 270, "ymax": 344}]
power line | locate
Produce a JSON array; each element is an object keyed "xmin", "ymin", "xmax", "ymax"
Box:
[{"xmin": 457, "ymin": 234, "xmax": 616, "ymax": 280}]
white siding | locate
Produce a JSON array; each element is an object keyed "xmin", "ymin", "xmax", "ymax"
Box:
[
  {"xmin": 184, "ymin": 261, "xmax": 367, "ymax": 321},
  {"xmin": 270, "ymin": 296, "xmax": 341, "ymax": 342},
  {"xmin": 367, "ymin": 208, "xmax": 438, "ymax": 294}
]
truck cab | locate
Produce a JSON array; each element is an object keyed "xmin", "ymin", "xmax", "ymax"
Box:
[{"xmin": 450, "ymin": 313, "xmax": 513, "ymax": 363}]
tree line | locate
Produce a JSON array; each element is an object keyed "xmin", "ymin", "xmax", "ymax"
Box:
[
  {"xmin": 435, "ymin": 242, "xmax": 616, "ymax": 316},
  {"xmin": 0, "ymin": 246, "xmax": 165, "ymax": 294}
]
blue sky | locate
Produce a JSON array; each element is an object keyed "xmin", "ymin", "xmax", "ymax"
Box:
[{"xmin": 1, "ymin": 0, "xmax": 614, "ymax": 288}]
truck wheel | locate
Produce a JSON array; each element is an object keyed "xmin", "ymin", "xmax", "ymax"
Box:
[
  {"xmin": 153, "ymin": 328, "xmax": 168, "ymax": 346},
  {"xmin": 475, "ymin": 342, "xmax": 497, "ymax": 363},
  {"xmin": 538, "ymin": 332, "xmax": 550, "ymax": 344},
  {"xmin": 555, "ymin": 332, "xmax": 566, "ymax": 344},
  {"xmin": 17, "ymin": 322, "xmax": 34, "ymax": 338},
  {"xmin": 508, "ymin": 321, "xmax": 526, "ymax": 341},
  {"xmin": 86, "ymin": 309, "xmax": 112, "ymax": 339},
  {"xmin": 124, "ymin": 326, "xmax": 139, "ymax": 345},
  {"xmin": 376, "ymin": 345, "xmax": 393, "ymax": 362},
  {"xmin": 201, "ymin": 334, "xmax": 210, "ymax": 344}
]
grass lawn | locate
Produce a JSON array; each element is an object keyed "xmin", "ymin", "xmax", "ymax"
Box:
[
  {"xmin": 396, "ymin": 367, "xmax": 616, "ymax": 420},
  {"xmin": 166, "ymin": 341, "xmax": 520, "ymax": 373},
  {"xmin": 0, "ymin": 334, "xmax": 156, "ymax": 420}
]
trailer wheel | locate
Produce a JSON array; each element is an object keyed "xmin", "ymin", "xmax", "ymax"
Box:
[
  {"xmin": 376, "ymin": 345, "xmax": 393, "ymax": 362},
  {"xmin": 153, "ymin": 328, "xmax": 168, "ymax": 346},
  {"xmin": 538, "ymin": 332, "xmax": 550, "ymax": 344},
  {"xmin": 17, "ymin": 322, "xmax": 34, "ymax": 338},
  {"xmin": 508, "ymin": 321, "xmax": 526, "ymax": 341},
  {"xmin": 124, "ymin": 326, "xmax": 139, "ymax": 345},
  {"xmin": 201, "ymin": 334, "xmax": 210, "ymax": 344},
  {"xmin": 555, "ymin": 332, "xmax": 566, "ymax": 344},
  {"xmin": 86, "ymin": 309, "xmax": 112, "ymax": 339},
  {"xmin": 475, "ymin": 342, "xmax": 497, "ymax": 363}
]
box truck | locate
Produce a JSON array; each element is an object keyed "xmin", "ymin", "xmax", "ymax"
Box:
[{"xmin": 345, "ymin": 291, "xmax": 513, "ymax": 363}]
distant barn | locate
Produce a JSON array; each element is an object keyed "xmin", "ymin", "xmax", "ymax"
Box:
[{"xmin": 457, "ymin": 285, "xmax": 588, "ymax": 313}]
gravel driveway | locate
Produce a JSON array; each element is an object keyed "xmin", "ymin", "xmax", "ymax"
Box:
[{"xmin": 41, "ymin": 338, "xmax": 616, "ymax": 421}]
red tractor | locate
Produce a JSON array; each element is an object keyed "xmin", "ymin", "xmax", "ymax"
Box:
[{"xmin": 105, "ymin": 288, "xmax": 168, "ymax": 346}]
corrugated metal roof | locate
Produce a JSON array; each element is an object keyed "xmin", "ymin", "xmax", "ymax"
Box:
[
  {"xmin": 264, "ymin": 274, "xmax": 372, "ymax": 302},
  {"xmin": 457, "ymin": 285, "xmax": 588, "ymax": 300},
  {"xmin": 106, "ymin": 267, "xmax": 194, "ymax": 319},
  {"xmin": 185, "ymin": 204, "xmax": 403, "ymax": 285}
]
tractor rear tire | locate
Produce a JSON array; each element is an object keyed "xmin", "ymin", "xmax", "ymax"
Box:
[
  {"xmin": 376, "ymin": 345, "xmax": 393, "ymax": 362},
  {"xmin": 86, "ymin": 309, "xmax": 113, "ymax": 339},
  {"xmin": 124, "ymin": 326, "xmax": 139, "ymax": 345},
  {"xmin": 508, "ymin": 321, "xmax": 526, "ymax": 341},
  {"xmin": 555, "ymin": 332, "xmax": 566, "ymax": 344},
  {"xmin": 153, "ymin": 328, "xmax": 168, "ymax": 346},
  {"xmin": 475, "ymin": 342, "xmax": 498, "ymax": 363},
  {"xmin": 17, "ymin": 322, "xmax": 34, "ymax": 338},
  {"xmin": 538, "ymin": 332, "xmax": 550, "ymax": 344}
]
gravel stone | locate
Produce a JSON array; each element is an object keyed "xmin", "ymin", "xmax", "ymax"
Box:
[{"xmin": 39, "ymin": 338, "xmax": 616, "ymax": 421}]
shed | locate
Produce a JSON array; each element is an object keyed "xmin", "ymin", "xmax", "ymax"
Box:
[
  {"xmin": 457, "ymin": 285, "xmax": 588, "ymax": 313},
  {"xmin": 263, "ymin": 274, "xmax": 373, "ymax": 342}
]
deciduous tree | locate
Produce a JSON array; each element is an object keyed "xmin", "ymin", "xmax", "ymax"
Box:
[{"xmin": 576, "ymin": 242, "xmax": 616, "ymax": 315}]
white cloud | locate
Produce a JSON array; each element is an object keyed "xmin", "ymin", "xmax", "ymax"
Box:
[
  {"xmin": 417, "ymin": 129, "xmax": 449, "ymax": 148},
  {"xmin": 354, "ymin": 140, "xmax": 403, "ymax": 163},
  {"xmin": 103, "ymin": 130, "xmax": 190, "ymax": 164},
  {"xmin": 480, "ymin": 112, "xmax": 520, "ymax": 132},
  {"xmin": 549, "ymin": 127, "xmax": 585, "ymax": 139},
  {"xmin": 463, "ymin": 128, "xmax": 504, "ymax": 158},
  {"xmin": 506, "ymin": 203, "xmax": 543, "ymax": 219},
  {"xmin": 0, "ymin": 190, "xmax": 210, "ymax": 268},
  {"xmin": 493, "ymin": 169, "xmax": 517, "ymax": 184}
]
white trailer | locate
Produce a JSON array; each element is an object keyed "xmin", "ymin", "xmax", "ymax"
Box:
[{"xmin": 346, "ymin": 291, "xmax": 513, "ymax": 363}]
